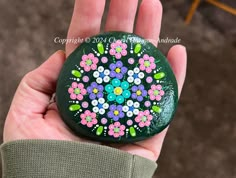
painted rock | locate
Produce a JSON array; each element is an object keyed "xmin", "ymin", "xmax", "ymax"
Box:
[{"xmin": 56, "ymin": 32, "xmax": 178, "ymax": 143}]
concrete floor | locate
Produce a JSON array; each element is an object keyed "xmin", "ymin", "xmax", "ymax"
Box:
[{"xmin": 0, "ymin": 0, "xmax": 236, "ymax": 177}]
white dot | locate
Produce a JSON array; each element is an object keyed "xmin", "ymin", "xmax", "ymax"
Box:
[
  {"xmin": 133, "ymin": 109, "xmax": 139, "ymax": 115},
  {"xmin": 93, "ymin": 107, "xmax": 99, "ymax": 113},
  {"xmin": 92, "ymin": 100, "xmax": 98, "ymax": 106},
  {"xmin": 81, "ymin": 70, "xmax": 84, "ymax": 73},
  {"xmin": 134, "ymin": 78, "xmax": 141, "ymax": 85},
  {"xmin": 134, "ymin": 102, "xmax": 140, "ymax": 108},
  {"xmin": 128, "ymin": 70, "xmax": 134, "ymax": 76},
  {"xmin": 127, "ymin": 77, "xmax": 134, "ymax": 83},
  {"xmin": 98, "ymin": 66, "xmax": 104, "ymax": 72},
  {"xmin": 104, "ymin": 76, "xmax": 110, "ymax": 83},
  {"xmin": 97, "ymin": 54, "xmax": 100, "ymax": 57},
  {"xmin": 104, "ymin": 69, "xmax": 110, "ymax": 75},
  {"xmin": 138, "ymin": 72, "xmax": 144, "ymax": 79},
  {"xmin": 127, "ymin": 111, "xmax": 133, "ymax": 117},
  {"xmin": 96, "ymin": 78, "xmax": 103, "ymax": 84},
  {"xmin": 98, "ymin": 98, "xmax": 105, "ymax": 103},
  {"xmin": 93, "ymin": 71, "xmax": 99, "ymax": 78},
  {"xmin": 99, "ymin": 109, "xmax": 105, "ymax": 115},
  {"xmin": 105, "ymin": 51, "xmax": 108, "ymax": 54},
  {"xmin": 127, "ymin": 100, "xmax": 133, "ymax": 106},
  {"xmin": 137, "ymin": 54, "xmax": 141, "ymax": 57},
  {"xmin": 122, "ymin": 106, "xmax": 129, "ymax": 112},
  {"xmin": 104, "ymin": 126, "xmax": 107, "ymax": 129},
  {"xmin": 134, "ymin": 67, "xmax": 140, "ymax": 73},
  {"xmin": 103, "ymin": 103, "xmax": 109, "ymax": 109},
  {"xmin": 130, "ymin": 50, "xmax": 133, "ymax": 53}
]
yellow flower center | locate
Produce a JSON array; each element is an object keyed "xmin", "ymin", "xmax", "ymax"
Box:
[
  {"xmin": 114, "ymin": 87, "xmax": 123, "ymax": 95},
  {"xmin": 93, "ymin": 88, "xmax": 98, "ymax": 94},
  {"xmin": 115, "ymin": 68, "xmax": 121, "ymax": 73},
  {"xmin": 136, "ymin": 90, "xmax": 142, "ymax": 96},
  {"xmin": 114, "ymin": 110, "xmax": 119, "ymax": 116}
]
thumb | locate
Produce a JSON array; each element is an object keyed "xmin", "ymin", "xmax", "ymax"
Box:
[{"xmin": 7, "ymin": 50, "xmax": 66, "ymax": 117}]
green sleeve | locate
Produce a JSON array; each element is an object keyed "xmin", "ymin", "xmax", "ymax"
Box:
[{"xmin": 0, "ymin": 140, "xmax": 157, "ymax": 178}]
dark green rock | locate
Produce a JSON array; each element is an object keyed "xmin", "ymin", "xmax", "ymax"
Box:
[{"xmin": 56, "ymin": 32, "xmax": 178, "ymax": 143}]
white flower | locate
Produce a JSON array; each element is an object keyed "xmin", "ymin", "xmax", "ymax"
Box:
[
  {"xmin": 127, "ymin": 67, "xmax": 144, "ymax": 85},
  {"xmin": 93, "ymin": 66, "xmax": 111, "ymax": 84},
  {"xmin": 122, "ymin": 100, "xmax": 140, "ymax": 117},
  {"xmin": 92, "ymin": 98, "xmax": 109, "ymax": 115}
]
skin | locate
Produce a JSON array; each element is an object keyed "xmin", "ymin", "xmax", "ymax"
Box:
[{"xmin": 3, "ymin": 0, "xmax": 187, "ymax": 162}]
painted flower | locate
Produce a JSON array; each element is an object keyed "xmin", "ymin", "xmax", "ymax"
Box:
[
  {"xmin": 122, "ymin": 100, "xmax": 140, "ymax": 117},
  {"xmin": 93, "ymin": 66, "xmax": 111, "ymax": 84},
  {"xmin": 108, "ymin": 122, "xmax": 126, "ymax": 138},
  {"xmin": 139, "ymin": 54, "xmax": 156, "ymax": 73},
  {"xmin": 91, "ymin": 98, "xmax": 109, "ymax": 115},
  {"xmin": 80, "ymin": 110, "xmax": 98, "ymax": 128},
  {"xmin": 105, "ymin": 79, "xmax": 131, "ymax": 104},
  {"xmin": 109, "ymin": 40, "xmax": 128, "ymax": 59},
  {"xmin": 148, "ymin": 84, "xmax": 165, "ymax": 101},
  {"xmin": 80, "ymin": 53, "xmax": 99, "ymax": 72},
  {"xmin": 87, "ymin": 82, "xmax": 104, "ymax": 100},
  {"xmin": 107, "ymin": 105, "xmax": 125, "ymax": 121},
  {"xmin": 135, "ymin": 110, "xmax": 153, "ymax": 127},
  {"xmin": 68, "ymin": 82, "xmax": 87, "ymax": 100},
  {"xmin": 131, "ymin": 85, "xmax": 147, "ymax": 102},
  {"xmin": 127, "ymin": 67, "xmax": 145, "ymax": 85},
  {"xmin": 109, "ymin": 61, "xmax": 127, "ymax": 80}
]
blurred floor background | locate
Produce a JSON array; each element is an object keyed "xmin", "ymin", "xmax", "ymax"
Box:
[{"xmin": 0, "ymin": 0, "xmax": 236, "ymax": 177}]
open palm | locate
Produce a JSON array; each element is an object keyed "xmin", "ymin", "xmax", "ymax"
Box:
[{"xmin": 4, "ymin": 0, "xmax": 187, "ymax": 162}]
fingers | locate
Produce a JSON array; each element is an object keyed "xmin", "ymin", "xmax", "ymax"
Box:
[
  {"xmin": 45, "ymin": 107, "xmax": 102, "ymax": 144},
  {"xmin": 132, "ymin": 127, "xmax": 168, "ymax": 161},
  {"xmin": 131, "ymin": 45, "xmax": 187, "ymax": 161},
  {"xmin": 66, "ymin": 0, "xmax": 106, "ymax": 57},
  {"xmin": 105, "ymin": 0, "xmax": 138, "ymax": 32},
  {"xmin": 167, "ymin": 45, "xmax": 187, "ymax": 96},
  {"xmin": 9, "ymin": 50, "xmax": 66, "ymax": 115},
  {"xmin": 135, "ymin": 0, "xmax": 163, "ymax": 46}
]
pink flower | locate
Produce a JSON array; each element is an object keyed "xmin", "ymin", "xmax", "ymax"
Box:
[
  {"xmin": 139, "ymin": 54, "xmax": 156, "ymax": 73},
  {"xmin": 80, "ymin": 53, "xmax": 99, "ymax": 72},
  {"xmin": 148, "ymin": 84, "xmax": 165, "ymax": 101},
  {"xmin": 108, "ymin": 122, "xmax": 126, "ymax": 138},
  {"xmin": 80, "ymin": 110, "xmax": 97, "ymax": 128},
  {"xmin": 68, "ymin": 82, "xmax": 87, "ymax": 100},
  {"xmin": 109, "ymin": 40, "xmax": 127, "ymax": 59},
  {"xmin": 135, "ymin": 110, "xmax": 153, "ymax": 127}
]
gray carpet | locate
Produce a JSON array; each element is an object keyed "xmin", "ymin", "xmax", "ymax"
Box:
[{"xmin": 0, "ymin": 0, "xmax": 236, "ymax": 177}]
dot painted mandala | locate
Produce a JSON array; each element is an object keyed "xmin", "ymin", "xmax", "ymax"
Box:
[{"xmin": 56, "ymin": 32, "xmax": 178, "ymax": 143}]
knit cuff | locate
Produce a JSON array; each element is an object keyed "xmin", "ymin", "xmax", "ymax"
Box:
[{"xmin": 1, "ymin": 140, "xmax": 157, "ymax": 178}]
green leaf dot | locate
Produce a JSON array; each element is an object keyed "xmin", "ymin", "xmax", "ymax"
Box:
[
  {"xmin": 152, "ymin": 106, "xmax": 162, "ymax": 113},
  {"xmin": 69, "ymin": 104, "xmax": 81, "ymax": 111},
  {"xmin": 71, "ymin": 70, "xmax": 81, "ymax": 78},
  {"xmin": 129, "ymin": 127, "xmax": 136, "ymax": 137},
  {"xmin": 154, "ymin": 72, "xmax": 165, "ymax": 80},
  {"xmin": 96, "ymin": 126, "xmax": 103, "ymax": 136}
]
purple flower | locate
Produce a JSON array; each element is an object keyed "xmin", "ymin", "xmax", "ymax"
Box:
[
  {"xmin": 87, "ymin": 82, "xmax": 104, "ymax": 100},
  {"xmin": 131, "ymin": 85, "xmax": 147, "ymax": 102},
  {"xmin": 109, "ymin": 61, "xmax": 127, "ymax": 80},
  {"xmin": 107, "ymin": 104, "xmax": 125, "ymax": 121}
]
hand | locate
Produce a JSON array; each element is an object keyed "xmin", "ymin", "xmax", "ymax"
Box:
[{"xmin": 4, "ymin": 0, "xmax": 187, "ymax": 162}]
